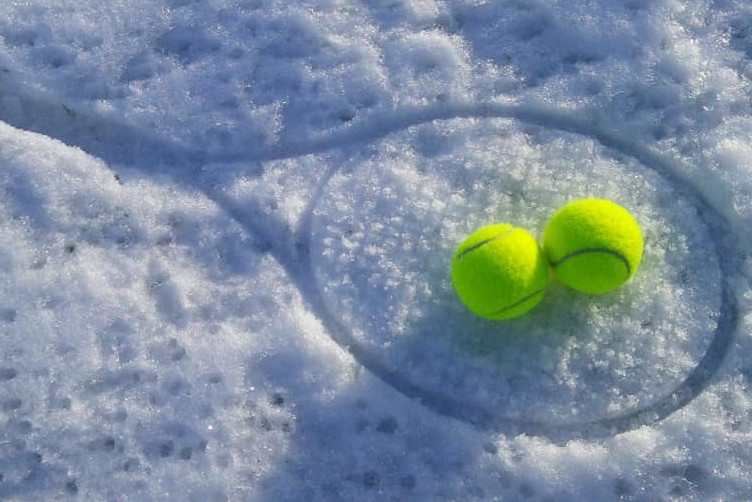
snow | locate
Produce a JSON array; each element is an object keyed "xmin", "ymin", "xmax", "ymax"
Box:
[{"xmin": 0, "ymin": 0, "xmax": 751, "ymax": 500}]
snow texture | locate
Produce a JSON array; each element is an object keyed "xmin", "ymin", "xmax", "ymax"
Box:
[{"xmin": 1, "ymin": 0, "xmax": 752, "ymax": 500}]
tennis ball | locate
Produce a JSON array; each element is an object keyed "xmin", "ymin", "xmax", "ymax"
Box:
[
  {"xmin": 543, "ymin": 199, "xmax": 643, "ymax": 294},
  {"xmin": 451, "ymin": 224, "xmax": 550, "ymax": 320}
]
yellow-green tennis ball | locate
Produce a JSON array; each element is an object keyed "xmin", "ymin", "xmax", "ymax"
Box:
[
  {"xmin": 543, "ymin": 199, "xmax": 643, "ymax": 294},
  {"xmin": 451, "ymin": 224, "xmax": 550, "ymax": 320}
]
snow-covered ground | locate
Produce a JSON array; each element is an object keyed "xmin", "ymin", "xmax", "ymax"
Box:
[{"xmin": 1, "ymin": 0, "xmax": 752, "ymax": 500}]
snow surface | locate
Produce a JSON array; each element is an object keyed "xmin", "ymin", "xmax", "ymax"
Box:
[{"xmin": 1, "ymin": 0, "xmax": 752, "ymax": 500}]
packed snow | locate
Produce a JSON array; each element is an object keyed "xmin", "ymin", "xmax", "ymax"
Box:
[{"xmin": 1, "ymin": 0, "xmax": 752, "ymax": 500}]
